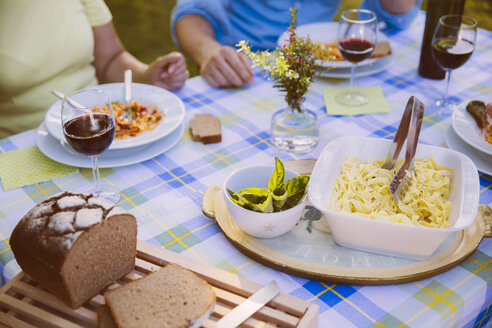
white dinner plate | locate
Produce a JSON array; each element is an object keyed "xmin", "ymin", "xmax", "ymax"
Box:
[
  {"xmin": 36, "ymin": 122, "xmax": 184, "ymax": 168},
  {"xmin": 451, "ymin": 96, "xmax": 492, "ymax": 156},
  {"xmin": 316, "ymin": 53, "xmax": 393, "ymax": 79},
  {"xmin": 445, "ymin": 126, "xmax": 492, "ymax": 176},
  {"xmin": 44, "ymin": 83, "xmax": 185, "ymax": 150},
  {"xmin": 277, "ymin": 22, "xmax": 393, "ymax": 69}
]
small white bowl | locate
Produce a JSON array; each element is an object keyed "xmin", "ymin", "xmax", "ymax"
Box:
[
  {"xmin": 308, "ymin": 136, "xmax": 480, "ymax": 260},
  {"xmin": 223, "ymin": 165, "xmax": 307, "ymax": 238}
]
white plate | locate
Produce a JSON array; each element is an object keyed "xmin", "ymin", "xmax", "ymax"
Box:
[
  {"xmin": 277, "ymin": 22, "xmax": 392, "ymax": 69},
  {"xmin": 445, "ymin": 126, "xmax": 492, "ymax": 176},
  {"xmin": 451, "ymin": 96, "xmax": 492, "ymax": 156},
  {"xmin": 317, "ymin": 53, "xmax": 393, "ymax": 79},
  {"xmin": 44, "ymin": 83, "xmax": 185, "ymax": 150},
  {"xmin": 36, "ymin": 122, "xmax": 184, "ymax": 168}
]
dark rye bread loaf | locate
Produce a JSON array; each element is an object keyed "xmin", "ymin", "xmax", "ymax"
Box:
[{"xmin": 10, "ymin": 191, "xmax": 137, "ymax": 309}]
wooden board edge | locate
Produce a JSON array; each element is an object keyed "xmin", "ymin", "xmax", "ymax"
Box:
[
  {"xmin": 0, "ymin": 272, "xmax": 25, "ymax": 294},
  {"xmin": 0, "ymin": 311, "xmax": 37, "ymax": 328},
  {"xmin": 297, "ymin": 303, "xmax": 319, "ymax": 328}
]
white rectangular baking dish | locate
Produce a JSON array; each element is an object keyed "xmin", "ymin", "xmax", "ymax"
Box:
[{"xmin": 308, "ymin": 136, "xmax": 480, "ymax": 260}]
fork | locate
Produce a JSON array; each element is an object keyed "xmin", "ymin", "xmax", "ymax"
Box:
[{"xmin": 382, "ymin": 96, "xmax": 424, "ymax": 203}]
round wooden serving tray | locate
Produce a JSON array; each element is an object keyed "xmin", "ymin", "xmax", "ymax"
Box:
[{"xmin": 202, "ymin": 159, "xmax": 492, "ymax": 285}]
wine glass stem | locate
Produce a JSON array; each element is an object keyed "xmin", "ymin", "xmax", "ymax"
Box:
[
  {"xmin": 91, "ymin": 156, "xmax": 101, "ymax": 193},
  {"xmin": 350, "ymin": 63, "xmax": 356, "ymax": 90},
  {"xmin": 442, "ymin": 70, "xmax": 451, "ymax": 104}
]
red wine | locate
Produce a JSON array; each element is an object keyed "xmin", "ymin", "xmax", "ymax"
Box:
[
  {"xmin": 417, "ymin": 0, "xmax": 465, "ymax": 79},
  {"xmin": 338, "ymin": 38, "xmax": 374, "ymax": 63},
  {"xmin": 63, "ymin": 113, "xmax": 115, "ymax": 156},
  {"xmin": 432, "ymin": 37, "xmax": 474, "ymax": 69}
]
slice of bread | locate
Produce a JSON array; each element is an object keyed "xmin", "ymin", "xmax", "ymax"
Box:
[
  {"xmin": 97, "ymin": 304, "xmax": 117, "ymax": 328},
  {"xmin": 372, "ymin": 41, "xmax": 392, "ymax": 58},
  {"xmin": 189, "ymin": 114, "xmax": 221, "ymax": 144},
  {"xmin": 103, "ymin": 263, "xmax": 216, "ymax": 328}
]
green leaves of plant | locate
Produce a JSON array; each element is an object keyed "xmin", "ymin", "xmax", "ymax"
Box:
[
  {"xmin": 227, "ymin": 156, "xmax": 310, "ymax": 213},
  {"xmin": 268, "ymin": 157, "xmax": 285, "ymax": 191},
  {"xmin": 283, "ymin": 175, "xmax": 310, "ymax": 210}
]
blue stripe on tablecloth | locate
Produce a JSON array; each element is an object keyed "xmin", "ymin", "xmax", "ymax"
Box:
[
  {"xmin": 480, "ymin": 176, "xmax": 492, "ymax": 204},
  {"xmin": 464, "ymin": 304, "xmax": 491, "ymax": 328}
]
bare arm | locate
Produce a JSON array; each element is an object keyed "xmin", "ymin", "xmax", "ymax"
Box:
[
  {"xmin": 92, "ymin": 22, "xmax": 188, "ymax": 90},
  {"xmin": 175, "ymin": 14, "xmax": 253, "ymax": 88},
  {"xmin": 378, "ymin": 0, "xmax": 418, "ymax": 15},
  {"xmin": 175, "ymin": 14, "xmax": 218, "ymax": 66}
]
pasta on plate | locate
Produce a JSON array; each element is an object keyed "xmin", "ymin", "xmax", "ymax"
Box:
[
  {"xmin": 328, "ymin": 156, "xmax": 453, "ymax": 228},
  {"xmin": 94, "ymin": 100, "xmax": 163, "ymax": 139}
]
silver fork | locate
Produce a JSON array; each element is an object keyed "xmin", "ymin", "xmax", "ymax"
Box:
[{"xmin": 381, "ymin": 96, "xmax": 424, "ymax": 203}]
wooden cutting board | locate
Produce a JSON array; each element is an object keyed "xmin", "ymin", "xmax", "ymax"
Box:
[
  {"xmin": 0, "ymin": 240, "xmax": 318, "ymax": 328},
  {"xmin": 202, "ymin": 159, "xmax": 492, "ymax": 285}
]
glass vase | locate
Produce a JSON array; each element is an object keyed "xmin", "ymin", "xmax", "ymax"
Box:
[{"xmin": 270, "ymin": 97, "xmax": 319, "ymax": 153}]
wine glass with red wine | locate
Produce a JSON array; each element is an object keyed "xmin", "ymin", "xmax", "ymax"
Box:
[
  {"xmin": 431, "ymin": 14, "xmax": 477, "ymax": 112},
  {"xmin": 336, "ymin": 9, "xmax": 377, "ymax": 106},
  {"xmin": 61, "ymin": 89, "xmax": 120, "ymax": 202}
]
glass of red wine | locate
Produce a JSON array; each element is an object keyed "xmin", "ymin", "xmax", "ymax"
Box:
[
  {"xmin": 62, "ymin": 89, "xmax": 120, "ymax": 202},
  {"xmin": 336, "ymin": 9, "xmax": 377, "ymax": 107},
  {"xmin": 431, "ymin": 14, "xmax": 477, "ymax": 112}
]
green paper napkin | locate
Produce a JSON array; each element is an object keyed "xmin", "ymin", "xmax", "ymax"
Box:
[
  {"xmin": 323, "ymin": 86, "xmax": 390, "ymax": 116},
  {"xmin": 0, "ymin": 146, "xmax": 78, "ymax": 190}
]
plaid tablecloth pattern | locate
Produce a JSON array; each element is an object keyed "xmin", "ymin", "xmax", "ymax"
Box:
[{"xmin": 0, "ymin": 12, "xmax": 491, "ymax": 328}]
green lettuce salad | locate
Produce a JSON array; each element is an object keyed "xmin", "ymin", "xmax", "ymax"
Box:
[{"xmin": 227, "ymin": 157, "xmax": 310, "ymax": 213}]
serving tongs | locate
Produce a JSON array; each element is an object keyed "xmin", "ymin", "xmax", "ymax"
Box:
[{"xmin": 382, "ymin": 96, "xmax": 424, "ymax": 203}]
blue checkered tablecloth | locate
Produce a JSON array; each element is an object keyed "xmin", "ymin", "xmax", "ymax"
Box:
[{"xmin": 0, "ymin": 12, "xmax": 491, "ymax": 328}]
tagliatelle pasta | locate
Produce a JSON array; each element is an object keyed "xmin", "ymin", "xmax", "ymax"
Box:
[{"xmin": 328, "ymin": 157, "xmax": 453, "ymax": 228}]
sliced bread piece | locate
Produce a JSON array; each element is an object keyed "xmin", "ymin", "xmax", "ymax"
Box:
[
  {"xmin": 104, "ymin": 263, "xmax": 216, "ymax": 328},
  {"xmin": 98, "ymin": 304, "xmax": 117, "ymax": 328},
  {"xmin": 189, "ymin": 114, "xmax": 221, "ymax": 144},
  {"xmin": 372, "ymin": 41, "xmax": 392, "ymax": 58}
]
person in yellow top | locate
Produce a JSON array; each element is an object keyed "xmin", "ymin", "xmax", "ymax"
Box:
[{"xmin": 0, "ymin": 0, "xmax": 188, "ymax": 139}]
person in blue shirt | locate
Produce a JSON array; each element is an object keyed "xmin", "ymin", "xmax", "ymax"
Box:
[{"xmin": 171, "ymin": 0, "xmax": 421, "ymax": 88}]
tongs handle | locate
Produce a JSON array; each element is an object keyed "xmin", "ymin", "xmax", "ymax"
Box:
[{"xmin": 382, "ymin": 96, "xmax": 424, "ymax": 170}]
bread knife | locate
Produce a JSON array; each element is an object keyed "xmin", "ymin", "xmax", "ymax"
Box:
[{"xmin": 215, "ymin": 280, "xmax": 280, "ymax": 328}]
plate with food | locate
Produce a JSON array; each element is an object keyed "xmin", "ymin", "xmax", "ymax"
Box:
[
  {"xmin": 44, "ymin": 83, "xmax": 185, "ymax": 150},
  {"xmin": 316, "ymin": 53, "xmax": 393, "ymax": 78},
  {"xmin": 451, "ymin": 96, "xmax": 492, "ymax": 156},
  {"xmin": 445, "ymin": 125, "xmax": 492, "ymax": 176},
  {"xmin": 37, "ymin": 122, "xmax": 184, "ymax": 168},
  {"xmin": 277, "ymin": 22, "xmax": 393, "ymax": 69}
]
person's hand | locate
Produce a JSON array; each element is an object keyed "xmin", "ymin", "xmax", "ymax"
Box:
[
  {"xmin": 200, "ymin": 45, "xmax": 253, "ymax": 88},
  {"xmin": 144, "ymin": 52, "xmax": 189, "ymax": 90}
]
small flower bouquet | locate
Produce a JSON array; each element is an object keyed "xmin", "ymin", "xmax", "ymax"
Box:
[{"xmin": 236, "ymin": 8, "xmax": 332, "ymax": 112}]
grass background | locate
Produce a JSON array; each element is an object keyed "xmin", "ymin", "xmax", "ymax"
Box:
[{"xmin": 105, "ymin": 0, "xmax": 492, "ymax": 77}]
